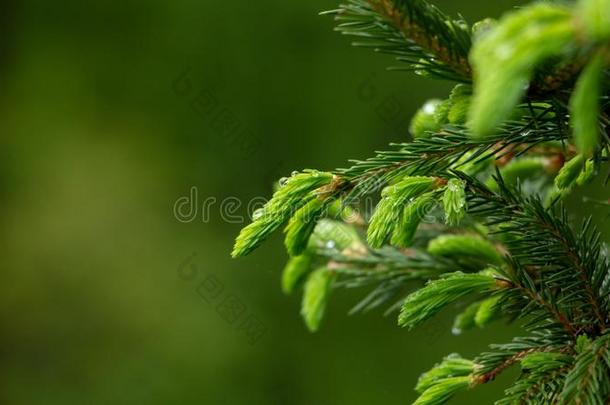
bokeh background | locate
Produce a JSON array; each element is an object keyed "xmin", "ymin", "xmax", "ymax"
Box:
[{"xmin": 1, "ymin": 0, "xmax": 608, "ymax": 404}]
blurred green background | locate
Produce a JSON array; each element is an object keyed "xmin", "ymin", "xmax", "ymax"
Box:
[{"xmin": 2, "ymin": 0, "xmax": 608, "ymax": 404}]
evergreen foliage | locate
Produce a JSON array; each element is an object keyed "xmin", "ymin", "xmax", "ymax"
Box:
[{"xmin": 233, "ymin": 0, "xmax": 610, "ymax": 403}]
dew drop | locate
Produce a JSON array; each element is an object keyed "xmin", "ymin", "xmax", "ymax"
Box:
[
  {"xmin": 279, "ymin": 177, "xmax": 289, "ymax": 187},
  {"xmin": 252, "ymin": 208, "xmax": 264, "ymax": 220},
  {"xmin": 325, "ymin": 240, "xmax": 336, "ymax": 249},
  {"xmin": 423, "ymin": 100, "xmax": 438, "ymax": 114}
]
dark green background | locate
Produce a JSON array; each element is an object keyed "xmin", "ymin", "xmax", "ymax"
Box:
[{"xmin": 2, "ymin": 0, "xmax": 607, "ymax": 404}]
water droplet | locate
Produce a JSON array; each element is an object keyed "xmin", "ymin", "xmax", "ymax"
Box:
[
  {"xmin": 311, "ymin": 170, "xmax": 320, "ymax": 177},
  {"xmin": 279, "ymin": 177, "xmax": 289, "ymax": 187},
  {"xmin": 423, "ymin": 100, "xmax": 438, "ymax": 114},
  {"xmin": 291, "ymin": 170, "xmax": 299, "ymax": 176},
  {"xmin": 451, "ymin": 327, "xmax": 462, "ymax": 336},
  {"xmin": 252, "ymin": 208, "xmax": 264, "ymax": 220},
  {"xmin": 325, "ymin": 240, "xmax": 336, "ymax": 249}
]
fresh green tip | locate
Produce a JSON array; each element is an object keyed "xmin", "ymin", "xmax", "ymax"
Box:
[
  {"xmin": 468, "ymin": 4, "xmax": 575, "ymax": 137},
  {"xmin": 398, "ymin": 271, "xmax": 498, "ymax": 330},
  {"xmin": 282, "ymin": 254, "xmax": 312, "ymax": 295},
  {"xmin": 232, "ymin": 170, "xmax": 334, "ymax": 258},
  {"xmin": 416, "ymin": 354, "xmax": 475, "ymax": 394},
  {"xmin": 413, "ymin": 376, "xmax": 471, "ymax": 405},
  {"xmin": 442, "ymin": 179, "xmax": 467, "ymax": 226},
  {"xmin": 301, "ymin": 268, "xmax": 335, "ymax": 332},
  {"xmin": 555, "ymin": 154, "xmax": 586, "ymax": 190},
  {"xmin": 427, "ymin": 234, "xmax": 504, "ymax": 266}
]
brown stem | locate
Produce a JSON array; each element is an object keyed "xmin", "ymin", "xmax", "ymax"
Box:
[
  {"xmin": 517, "ymin": 282, "xmax": 578, "ymax": 338},
  {"xmin": 368, "ymin": 0, "xmax": 471, "ymax": 78},
  {"xmin": 473, "ymin": 348, "xmax": 546, "ymax": 385},
  {"xmin": 537, "ymin": 220, "xmax": 607, "ymax": 332}
]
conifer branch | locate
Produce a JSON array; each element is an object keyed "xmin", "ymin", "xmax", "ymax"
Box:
[
  {"xmin": 327, "ymin": 0, "xmax": 471, "ymax": 81},
  {"xmin": 337, "ymin": 114, "xmax": 568, "ymax": 201},
  {"xmin": 474, "ymin": 347, "xmax": 549, "ymax": 385},
  {"xmin": 498, "ymin": 352, "xmax": 572, "ymax": 404},
  {"xmin": 560, "ymin": 333, "xmax": 610, "ymax": 404},
  {"xmin": 463, "ymin": 174, "xmax": 609, "ymax": 334},
  {"xmin": 367, "ymin": 0, "xmax": 471, "ymax": 77},
  {"xmin": 232, "ymin": 0, "xmax": 610, "ymax": 402}
]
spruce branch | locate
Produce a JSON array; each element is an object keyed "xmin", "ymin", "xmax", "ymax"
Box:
[
  {"xmin": 497, "ymin": 352, "xmax": 573, "ymax": 404},
  {"xmin": 231, "ymin": 0, "xmax": 610, "ymax": 402},
  {"xmin": 474, "ymin": 334, "xmax": 566, "ymax": 377},
  {"xmin": 326, "ymin": 0, "xmax": 471, "ymax": 81},
  {"xmin": 367, "ymin": 0, "xmax": 471, "ymax": 77},
  {"xmin": 462, "ymin": 173, "xmax": 609, "ymax": 334},
  {"xmin": 560, "ymin": 333, "xmax": 610, "ymax": 404},
  {"xmin": 398, "ymin": 270, "xmax": 503, "ymax": 330}
]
